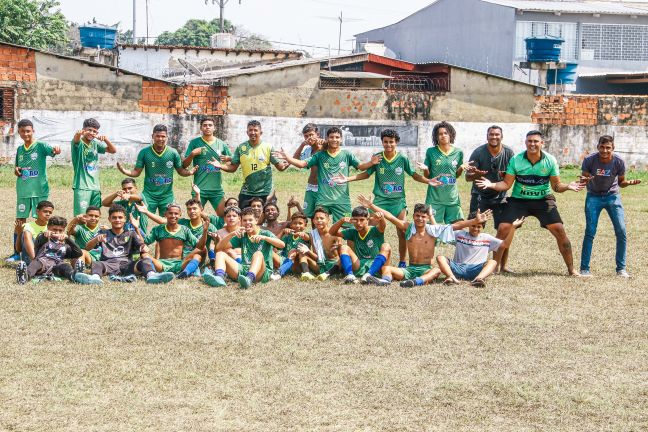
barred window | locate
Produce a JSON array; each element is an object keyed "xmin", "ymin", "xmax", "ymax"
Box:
[{"xmin": 515, "ymin": 21, "xmax": 578, "ymax": 60}]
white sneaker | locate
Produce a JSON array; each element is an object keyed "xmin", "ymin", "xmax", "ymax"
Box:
[
  {"xmin": 579, "ymin": 270, "xmax": 593, "ymax": 277},
  {"xmin": 360, "ymin": 273, "xmax": 371, "ymax": 284},
  {"xmin": 270, "ymin": 272, "xmax": 281, "ymax": 281},
  {"xmin": 617, "ymin": 270, "xmax": 630, "ymax": 278},
  {"xmin": 343, "ymin": 274, "xmax": 358, "ymax": 284}
]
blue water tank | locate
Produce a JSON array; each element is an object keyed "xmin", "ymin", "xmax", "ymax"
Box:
[
  {"xmin": 79, "ymin": 24, "xmax": 118, "ymax": 49},
  {"xmin": 548, "ymin": 62, "xmax": 578, "ymax": 84},
  {"xmin": 525, "ymin": 36, "xmax": 564, "ymax": 62}
]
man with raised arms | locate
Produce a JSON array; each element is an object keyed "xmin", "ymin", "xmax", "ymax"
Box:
[
  {"xmin": 117, "ymin": 124, "xmax": 197, "ymax": 215},
  {"xmin": 476, "ymin": 130, "xmax": 584, "ymax": 276},
  {"xmin": 102, "ymin": 178, "xmax": 149, "ymax": 233},
  {"xmin": 182, "ymin": 117, "xmax": 232, "ymax": 211},
  {"xmin": 293, "ymin": 123, "xmax": 326, "ymax": 218}
]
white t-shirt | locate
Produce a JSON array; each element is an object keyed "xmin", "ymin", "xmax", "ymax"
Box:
[{"xmin": 452, "ymin": 230, "xmax": 503, "ymax": 265}]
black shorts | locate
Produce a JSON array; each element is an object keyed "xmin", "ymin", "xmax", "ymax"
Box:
[
  {"xmin": 238, "ymin": 193, "xmax": 268, "ymax": 210},
  {"xmin": 501, "ymin": 196, "xmax": 563, "ymax": 228},
  {"xmin": 92, "ymin": 258, "xmax": 136, "ymax": 276},
  {"xmin": 470, "ymin": 194, "xmax": 508, "ymax": 229}
]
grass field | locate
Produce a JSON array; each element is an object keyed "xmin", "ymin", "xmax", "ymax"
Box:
[{"xmin": 1, "ymin": 165, "xmax": 647, "ymax": 431}]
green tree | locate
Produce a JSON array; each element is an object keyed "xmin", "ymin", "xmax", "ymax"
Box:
[
  {"xmin": 0, "ymin": 0, "xmax": 69, "ymax": 50},
  {"xmin": 156, "ymin": 18, "xmax": 233, "ymax": 46}
]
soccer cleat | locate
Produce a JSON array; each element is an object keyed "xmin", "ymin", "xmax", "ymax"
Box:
[
  {"xmin": 366, "ymin": 275, "xmax": 391, "ymax": 286},
  {"xmin": 146, "ymin": 272, "xmax": 175, "ymax": 284},
  {"xmin": 579, "ymin": 269, "xmax": 593, "ymax": 277},
  {"xmin": 270, "ymin": 271, "xmax": 281, "ymax": 281},
  {"xmin": 470, "ymin": 278, "xmax": 486, "ymax": 288},
  {"xmin": 5, "ymin": 253, "xmax": 20, "ymax": 263},
  {"xmin": 343, "ymin": 274, "xmax": 358, "ymax": 284},
  {"xmin": 203, "ymin": 272, "xmax": 226, "ymax": 287},
  {"xmin": 300, "ymin": 272, "xmax": 315, "ymax": 281},
  {"xmin": 237, "ymin": 274, "xmax": 252, "ymax": 289},
  {"xmin": 617, "ymin": 269, "xmax": 630, "ymax": 278},
  {"xmin": 360, "ymin": 273, "xmax": 371, "ymax": 284},
  {"xmin": 74, "ymin": 260, "xmax": 86, "ymax": 275},
  {"xmin": 316, "ymin": 272, "xmax": 330, "ymax": 281},
  {"xmin": 16, "ymin": 261, "xmax": 27, "ymax": 285},
  {"xmin": 122, "ymin": 274, "xmax": 137, "ymax": 283},
  {"xmin": 109, "ymin": 275, "xmax": 124, "ymax": 282},
  {"xmin": 400, "ymin": 279, "xmax": 416, "ymax": 288},
  {"xmin": 74, "ymin": 272, "xmax": 103, "ymax": 285}
]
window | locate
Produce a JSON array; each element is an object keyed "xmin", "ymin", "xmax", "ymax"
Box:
[
  {"xmin": 515, "ymin": 21, "xmax": 578, "ymax": 60},
  {"xmin": 582, "ymin": 23, "xmax": 648, "ymax": 61}
]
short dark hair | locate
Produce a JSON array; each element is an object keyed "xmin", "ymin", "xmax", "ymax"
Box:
[
  {"xmin": 302, "ymin": 123, "xmax": 318, "ymax": 134},
  {"xmin": 225, "ymin": 197, "xmax": 239, "ymax": 207},
  {"xmin": 224, "ymin": 206, "xmax": 241, "ymax": 216},
  {"xmin": 241, "ymin": 207, "xmax": 258, "ymax": 219},
  {"xmin": 86, "ymin": 206, "xmax": 101, "ymax": 214},
  {"xmin": 83, "ymin": 118, "xmax": 101, "ymax": 130},
  {"xmin": 36, "ymin": 200, "xmax": 54, "ymax": 210},
  {"xmin": 381, "ymin": 129, "xmax": 400, "ymax": 142},
  {"xmin": 526, "ymin": 130, "xmax": 543, "ymax": 138},
  {"xmin": 17, "ymin": 119, "xmax": 33, "ymax": 129},
  {"xmin": 121, "ymin": 177, "xmax": 136, "ymax": 187},
  {"xmin": 487, "ymin": 125, "xmax": 503, "ymax": 135},
  {"xmin": 153, "ymin": 124, "xmax": 168, "ymax": 134},
  {"xmin": 326, "ymin": 127, "xmax": 343, "ymax": 138},
  {"xmin": 598, "ymin": 135, "xmax": 614, "ymax": 146},
  {"xmin": 250, "ymin": 197, "xmax": 264, "ymax": 206},
  {"xmin": 165, "ymin": 203, "xmax": 182, "ymax": 213},
  {"xmin": 432, "ymin": 121, "xmax": 456, "ymax": 145},
  {"xmin": 263, "ymin": 201, "xmax": 279, "ymax": 212},
  {"xmin": 109, "ymin": 204, "xmax": 127, "ymax": 217},
  {"xmin": 290, "ymin": 212, "xmax": 308, "ymax": 223},
  {"xmin": 185, "ymin": 198, "xmax": 202, "ymax": 208},
  {"xmin": 312, "ymin": 207, "xmax": 329, "ymax": 219},
  {"xmin": 200, "ymin": 117, "xmax": 215, "ymax": 126},
  {"xmin": 467, "ymin": 211, "xmax": 486, "ymax": 228},
  {"xmin": 413, "ymin": 203, "xmax": 430, "ymax": 214},
  {"xmin": 247, "ymin": 120, "xmax": 261, "ymax": 129},
  {"xmin": 351, "ymin": 206, "xmax": 369, "ymax": 218},
  {"xmin": 48, "ymin": 216, "xmax": 67, "ymax": 227}
]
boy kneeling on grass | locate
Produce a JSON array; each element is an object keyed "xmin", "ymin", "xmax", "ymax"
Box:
[
  {"xmin": 203, "ymin": 207, "xmax": 285, "ymax": 288},
  {"xmin": 276, "ymin": 211, "xmax": 316, "ymax": 280},
  {"xmin": 73, "ymin": 204, "xmax": 156, "ymax": 285},
  {"xmin": 16, "ymin": 216, "xmax": 83, "ymax": 284},
  {"xmin": 438, "ymin": 212, "xmax": 524, "ymax": 287}
]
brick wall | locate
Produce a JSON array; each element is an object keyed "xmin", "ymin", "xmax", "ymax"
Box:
[
  {"xmin": 0, "ymin": 46, "xmax": 36, "ymax": 82},
  {"xmin": 532, "ymin": 95, "xmax": 648, "ymax": 127},
  {"xmin": 140, "ymin": 80, "xmax": 228, "ymax": 116}
]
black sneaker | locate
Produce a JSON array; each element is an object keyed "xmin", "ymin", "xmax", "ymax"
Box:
[
  {"xmin": 16, "ymin": 261, "xmax": 27, "ymax": 285},
  {"xmin": 74, "ymin": 260, "xmax": 86, "ymax": 275},
  {"xmin": 176, "ymin": 271, "xmax": 191, "ymax": 280},
  {"xmin": 400, "ymin": 279, "xmax": 416, "ymax": 288}
]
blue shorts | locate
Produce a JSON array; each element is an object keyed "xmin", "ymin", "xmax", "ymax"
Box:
[{"xmin": 449, "ymin": 261, "xmax": 485, "ymax": 281}]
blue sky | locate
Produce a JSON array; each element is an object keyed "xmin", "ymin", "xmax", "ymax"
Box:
[{"xmin": 58, "ymin": 0, "xmax": 432, "ymax": 56}]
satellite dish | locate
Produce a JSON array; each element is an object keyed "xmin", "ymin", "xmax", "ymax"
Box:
[{"xmin": 178, "ymin": 58, "xmax": 203, "ymax": 77}]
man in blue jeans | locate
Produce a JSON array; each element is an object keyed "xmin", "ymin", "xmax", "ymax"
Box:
[{"xmin": 580, "ymin": 135, "xmax": 641, "ymax": 278}]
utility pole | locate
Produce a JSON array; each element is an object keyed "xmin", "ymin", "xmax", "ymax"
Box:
[
  {"xmin": 338, "ymin": 11, "xmax": 343, "ymax": 55},
  {"xmin": 145, "ymin": 0, "xmax": 149, "ymax": 44},
  {"xmin": 206, "ymin": 0, "xmax": 242, "ymax": 33},
  {"xmin": 316, "ymin": 12, "xmax": 362, "ymax": 56},
  {"xmin": 132, "ymin": 0, "xmax": 136, "ymax": 42}
]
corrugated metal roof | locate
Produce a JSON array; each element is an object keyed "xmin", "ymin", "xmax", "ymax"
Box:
[
  {"xmin": 320, "ymin": 71, "xmax": 393, "ymax": 79},
  {"xmin": 483, "ymin": 0, "xmax": 648, "ymax": 15}
]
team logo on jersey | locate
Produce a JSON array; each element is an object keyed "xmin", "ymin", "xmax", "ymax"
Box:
[
  {"xmin": 258, "ymin": 155, "xmax": 266, "ymax": 162},
  {"xmin": 541, "ymin": 168, "xmax": 548, "ymax": 174},
  {"xmin": 395, "ymin": 167, "xmax": 403, "ymax": 175},
  {"xmin": 241, "ymin": 145, "xmax": 248, "ymax": 152},
  {"xmin": 451, "ymin": 160, "xmax": 458, "ymax": 167},
  {"xmin": 30, "ymin": 153, "xmax": 37, "ymax": 161},
  {"xmin": 303, "ymin": 201, "xmax": 308, "ymax": 209},
  {"xmin": 367, "ymin": 239, "xmax": 374, "ymax": 248},
  {"xmin": 80, "ymin": 200, "xmax": 88, "ymax": 208},
  {"xmin": 113, "ymin": 246, "xmax": 125, "ymax": 257},
  {"xmin": 339, "ymin": 161, "xmax": 347, "ymax": 169},
  {"xmin": 166, "ymin": 161, "xmax": 173, "ymax": 168},
  {"xmin": 324, "ymin": 162, "xmax": 329, "ymax": 169},
  {"xmin": 379, "ymin": 168, "xmax": 385, "ymax": 174},
  {"xmin": 151, "ymin": 162, "xmax": 156, "ymax": 168},
  {"xmin": 18, "ymin": 204, "xmax": 25, "ymax": 212}
]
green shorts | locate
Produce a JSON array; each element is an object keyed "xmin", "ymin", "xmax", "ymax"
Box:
[
  {"xmin": 427, "ymin": 202, "xmax": 464, "ymax": 224},
  {"xmin": 303, "ymin": 186, "xmax": 318, "ymax": 218},
  {"xmin": 144, "ymin": 193, "xmax": 175, "ymax": 216},
  {"xmin": 372, "ymin": 197, "xmax": 407, "ymax": 219},
  {"xmin": 16, "ymin": 196, "xmax": 46, "ymax": 218},
  {"xmin": 196, "ymin": 192, "xmax": 224, "ymax": 212},
  {"xmin": 239, "ymin": 264, "xmax": 272, "ymax": 283},
  {"xmin": 318, "ymin": 202, "xmax": 352, "ymax": 224},
  {"xmin": 159, "ymin": 258, "xmax": 184, "ymax": 274},
  {"xmin": 402, "ymin": 264, "xmax": 433, "ymax": 279},
  {"xmin": 318, "ymin": 258, "xmax": 338, "ymax": 274},
  {"xmin": 74, "ymin": 189, "xmax": 102, "ymax": 215},
  {"xmin": 89, "ymin": 249, "xmax": 102, "ymax": 262},
  {"xmin": 353, "ymin": 258, "xmax": 373, "ymax": 277}
]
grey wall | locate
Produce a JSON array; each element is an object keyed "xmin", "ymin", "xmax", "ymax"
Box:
[{"xmin": 355, "ymin": 0, "xmax": 516, "ymax": 77}]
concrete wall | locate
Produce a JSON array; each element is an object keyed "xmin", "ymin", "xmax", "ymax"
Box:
[
  {"xmin": 227, "ymin": 63, "xmax": 535, "ymax": 122},
  {"xmin": 355, "ymin": 0, "xmax": 516, "ymax": 77}
]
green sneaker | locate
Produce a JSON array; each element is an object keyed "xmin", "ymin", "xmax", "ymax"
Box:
[
  {"xmin": 146, "ymin": 272, "xmax": 175, "ymax": 284},
  {"xmin": 203, "ymin": 272, "xmax": 226, "ymax": 287},
  {"xmin": 237, "ymin": 274, "xmax": 252, "ymax": 289}
]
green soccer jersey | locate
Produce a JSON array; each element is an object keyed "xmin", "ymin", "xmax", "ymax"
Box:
[
  {"xmin": 185, "ymin": 137, "xmax": 232, "ymax": 196},
  {"xmin": 306, "ymin": 149, "xmax": 360, "ymax": 206},
  {"xmin": 72, "ymin": 138, "xmax": 107, "ymax": 190},
  {"xmin": 366, "ymin": 152, "xmax": 415, "ymax": 201},
  {"xmin": 341, "ymin": 226, "xmax": 384, "ymax": 260},
  {"xmin": 144, "ymin": 224, "xmax": 197, "ymax": 255},
  {"xmin": 15, "ymin": 141, "xmax": 55, "ymax": 198},
  {"xmin": 281, "ymin": 233, "xmax": 309, "ymax": 256},
  {"xmin": 424, "ymin": 146, "xmax": 464, "ymax": 206},
  {"xmin": 209, "ymin": 215, "xmax": 225, "ymax": 230},
  {"xmin": 178, "ymin": 218, "xmax": 215, "ymax": 249},
  {"xmin": 135, "ymin": 145, "xmax": 182, "ymax": 200},
  {"xmin": 230, "ymin": 228, "xmax": 277, "ymax": 270},
  {"xmin": 114, "ymin": 197, "xmax": 149, "ymax": 233},
  {"xmin": 73, "ymin": 224, "xmax": 100, "ymax": 249},
  {"xmin": 507, "ymin": 151, "xmax": 559, "ymax": 200},
  {"xmin": 231, "ymin": 141, "xmax": 280, "ymax": 196}
]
